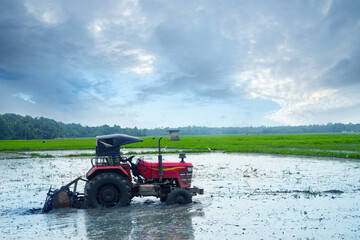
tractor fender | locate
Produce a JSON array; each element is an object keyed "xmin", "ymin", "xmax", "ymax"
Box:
[{"xmin": 86, "ymin": 166, "xmax": 131, "ymax": 182}]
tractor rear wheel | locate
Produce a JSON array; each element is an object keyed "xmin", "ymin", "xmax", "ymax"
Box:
[
  {"xmin": 85, "ymin": 172, "xmax": 131, "ymax": 208},
  {"xmin": 166, "ymin": 188, "xmax": 192, "ymax": 205}
]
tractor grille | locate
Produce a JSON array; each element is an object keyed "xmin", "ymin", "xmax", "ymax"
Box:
[
  {"xmin": 179, "ymin": 167, "xmax": 193, "ymax": 185},
  {"xmin": 186, "ymin": 166, "xmax": 193, "ymax": 185},
  {"xmin": 179, "ymin": 171, "xmax": 187, "ymax": 185}
]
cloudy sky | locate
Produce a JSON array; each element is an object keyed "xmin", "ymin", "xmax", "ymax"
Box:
[{"xmin": 1, "ymin": 0, "xmax": 359, "ymax": 128}]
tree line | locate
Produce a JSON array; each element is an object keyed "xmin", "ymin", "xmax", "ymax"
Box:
[
  {"xmin": 0, "ymin": 113, "xmax": 146, "ymax": 140},
  {"xmin": 0, "ymin": 113, "xmax": 359, "ymax": 140},
  {"xmin": 145, "ymin": 124, "xmax": 360, "ymax": 136}
]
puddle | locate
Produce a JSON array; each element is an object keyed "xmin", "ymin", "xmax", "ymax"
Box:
[{"xmin": 0, "ymin": 152, "xmax": 360, "ymax": 239}]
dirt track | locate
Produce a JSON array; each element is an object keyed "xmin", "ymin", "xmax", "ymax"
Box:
[{"xmin": 1, "ymin": 151, "xmax": 359, "ymax": 239}]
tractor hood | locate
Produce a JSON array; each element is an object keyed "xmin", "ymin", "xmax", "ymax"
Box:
[{"xmin": 96, "ymin": 134, "xmax": 143, "ymax": 156}]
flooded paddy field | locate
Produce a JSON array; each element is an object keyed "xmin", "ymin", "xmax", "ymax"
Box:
[{"xmin": 0, "ymin": 152, "xmax": 359, "ymax": 239}]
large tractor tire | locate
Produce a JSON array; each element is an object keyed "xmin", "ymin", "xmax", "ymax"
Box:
[
  {"xmin": 166, "ymin": 188, "xmax": 192, "ymax": 205},
  {"xmin": 85, "ymin": 172, "xmax": 131, "ymax": 208}
]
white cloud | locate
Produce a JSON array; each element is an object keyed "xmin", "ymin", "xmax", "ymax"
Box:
[
  {"xmin": 236, "ymin": 66, "xmax": 360, "ymax": 125},
  {"xmin": 12, "ymin": 93, "xmax": 36, "ymax": 104},
  {"xmin": 88, "ymin": 19, "xmax": 108, "ymax": 37},
  {"xmin": 124, "ymin": 50, "xmax": 155, "ymax": 75},
  {"xmin": 24, "ymin": 0, "xmax": 65, "ymax": 25},
  {"xmin": 321, "ymin": 0, "xmax": 334, "ymax": 16}
]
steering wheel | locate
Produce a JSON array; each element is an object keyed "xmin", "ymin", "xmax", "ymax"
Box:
[{"xmin": 126, "ymin": 155, "xmax": 135, "ymax": 162}]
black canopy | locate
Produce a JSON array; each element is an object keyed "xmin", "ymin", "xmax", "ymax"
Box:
[{"xmin": 96, "ymin": 134, "xmax": 143, "ymax": 156}]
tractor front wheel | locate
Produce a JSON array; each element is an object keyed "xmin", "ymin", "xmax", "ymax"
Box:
[
  {"xmin": 166, "ymin": 188, "xmax": 192, "ymax": 205},
  {"xmin": 85, "ymin": 172, "xmax": 131, "ymax": 208},
  {"xmin": 160, "ymin": 196, "xmax": 168, "ymax": 202}
]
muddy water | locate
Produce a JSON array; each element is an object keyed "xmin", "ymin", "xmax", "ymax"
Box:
[{"xmin": 0, "ymin": 152, "xmax": 359, "ymax": 239}]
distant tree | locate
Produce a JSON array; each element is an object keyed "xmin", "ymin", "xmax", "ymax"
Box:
[{"xmin": 0, "ymin": 114, "xmax": 148, "ymax": 140}]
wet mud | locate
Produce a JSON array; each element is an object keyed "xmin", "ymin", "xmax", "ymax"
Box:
[{"xmin": 1, "ymin": 152, "xmax": 360, "ymax": 239}]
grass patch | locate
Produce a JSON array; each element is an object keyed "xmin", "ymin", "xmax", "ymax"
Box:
[
  {"xmin": 64, "ymin": 153, "xmax": 95, "ymax": 157},
  {"xmin": 1, "ymin": 133, "xmax": 359, "ymax": 159},
  {"xmin": 0, "ymin": 138, "xmax": 95, "ymax": 151},
  {"xmin": 30, "ymin": 153, "xmax": 54, "ymax": 158}
]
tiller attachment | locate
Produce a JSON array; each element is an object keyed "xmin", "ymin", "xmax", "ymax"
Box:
[{"xmin": 42, "ymin": 177, "xmax": 87, "ymax": 213}]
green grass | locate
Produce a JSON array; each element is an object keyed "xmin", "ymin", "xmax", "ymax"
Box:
[
  {"xmin": 131, "ymin": 134, "xmax": 360, "ymax": 159},
  {"xmin": 29, "ymin": 152, "xmax": 54, "ymax": 158},
  {"xmin": 1, "ymin": 134, "xmax": 359, "ymax": 159},
  {"xmin": 0, "ymin": 138, "xmax": 95, "ymax": 151},
  {"xmin": 63, "ymin": 153, "xmax": 95, "ymax": 158}
]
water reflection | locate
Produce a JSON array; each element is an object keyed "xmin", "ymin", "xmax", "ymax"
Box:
[{"xmin": 84, "ymin": 201, "xmax": 204, "ymax": 239}]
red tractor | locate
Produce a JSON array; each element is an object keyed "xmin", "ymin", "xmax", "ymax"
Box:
[{"xmin": 42, "ymin": 134, "xmax": 203, "ymax": 213}]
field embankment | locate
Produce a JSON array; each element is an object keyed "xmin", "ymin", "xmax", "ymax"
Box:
[{"xmin": 0, "ymin": 134, "xmax": 359, "ymax": 159}]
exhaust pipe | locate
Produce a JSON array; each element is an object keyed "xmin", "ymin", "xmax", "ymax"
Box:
[{"xmin": 158, "ymin": 137, "xmax": 163, "ymax": 182}]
